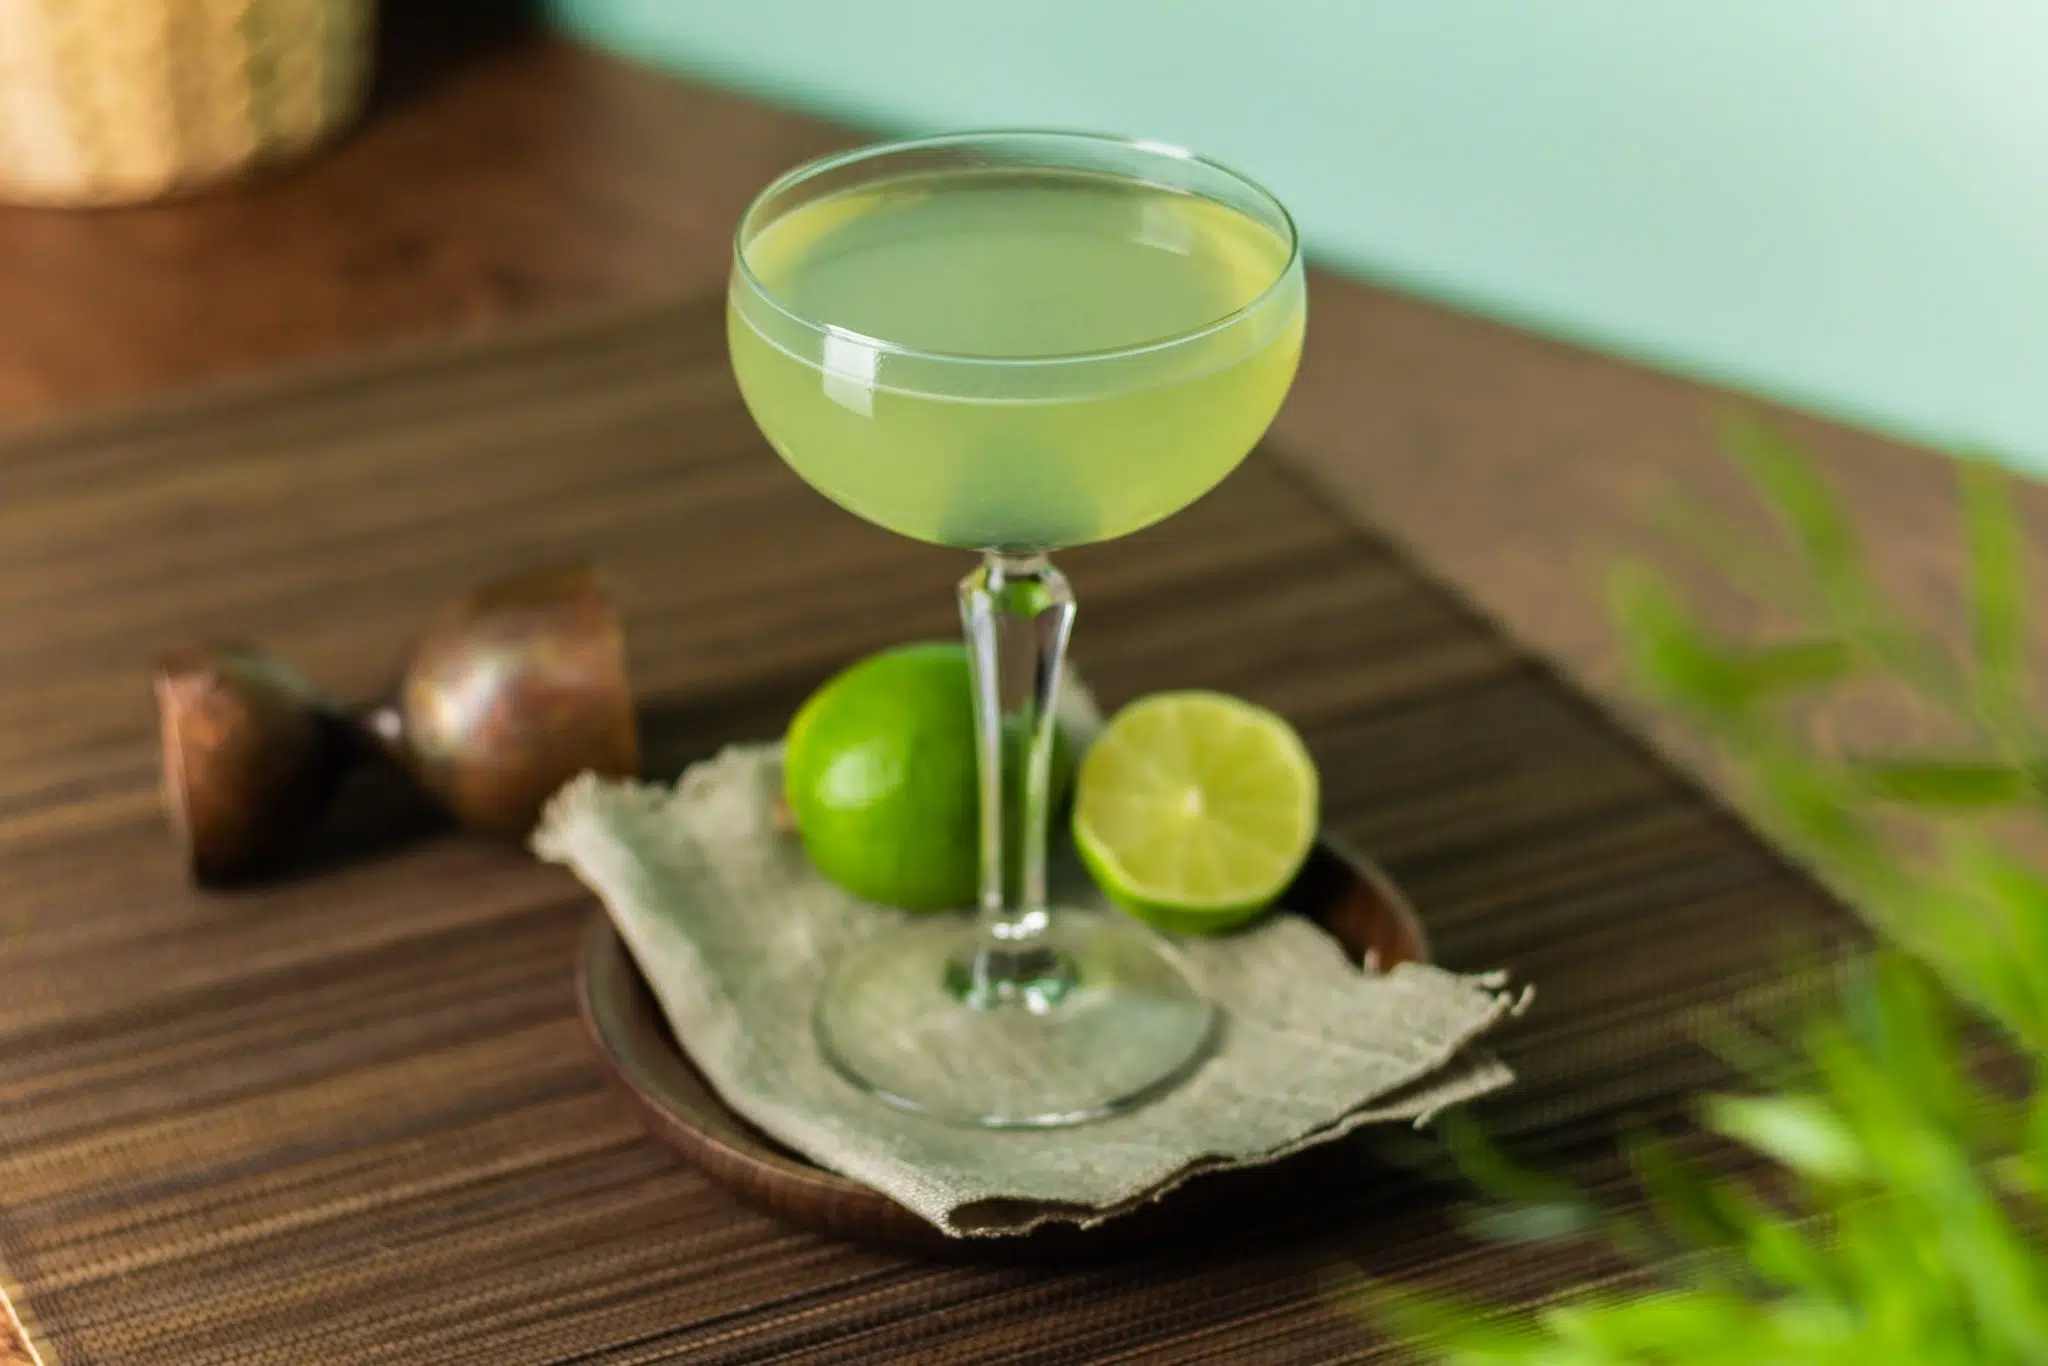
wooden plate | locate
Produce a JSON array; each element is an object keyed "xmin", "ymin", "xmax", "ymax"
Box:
[{"xmin": 575, "ymin": 838, "xmax": 1430, "ymax": 1260}]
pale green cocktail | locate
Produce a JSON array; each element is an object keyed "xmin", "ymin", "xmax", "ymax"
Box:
[
  {"xmin": 728, "ymin": 133, "xmax": 1306, "ymax": 1129},
  {"xmin": 730, "ymin": 167, "xmax": 1302, "ymax": 550}
]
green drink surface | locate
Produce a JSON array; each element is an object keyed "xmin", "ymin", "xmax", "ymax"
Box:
[{"xmin": 731, "ymin": 168, "xmax": 1302, "ymax": 551}]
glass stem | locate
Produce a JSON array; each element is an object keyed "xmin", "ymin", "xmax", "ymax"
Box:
[{"xmin": 955, "ymin": 552, "xmax": 1077, "ymax": 1011}]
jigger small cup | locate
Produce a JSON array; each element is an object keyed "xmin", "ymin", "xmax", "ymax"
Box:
[{"xmin": 156, "ymin": 562, "xmax": 637, "ymax": 884}]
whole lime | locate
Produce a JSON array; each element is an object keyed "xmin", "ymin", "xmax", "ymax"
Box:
[{"xmin": 783, "ymin": 642, "xmax": 1072, "ymax": 912}]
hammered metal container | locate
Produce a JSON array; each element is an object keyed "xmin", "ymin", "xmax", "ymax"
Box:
[
  {"xmin": 0, "ymin": 0, "xmax": 373, "ymax": 207},
  {"xmin": 155, "ymin": 563, "xmax": 640, "ymax": 885}
]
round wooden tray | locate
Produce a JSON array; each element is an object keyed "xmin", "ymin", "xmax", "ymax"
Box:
[{"xmin": 575, "ymin": 838, "xmax": 1430, "ymax": 1260}]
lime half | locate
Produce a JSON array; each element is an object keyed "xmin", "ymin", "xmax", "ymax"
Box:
[{"xmin": 1073, "ymin": 691, "xmax": 1319, "ymax": 934}]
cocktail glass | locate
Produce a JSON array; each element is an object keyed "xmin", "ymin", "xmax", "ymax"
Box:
[{"xmin": 728, "ymin": 131, "xmax": 1305, "ymax": 1128}]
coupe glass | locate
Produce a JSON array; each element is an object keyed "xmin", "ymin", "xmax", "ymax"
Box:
[{"xmin": 728, "ymin": 131, "xmax": 1306, "ymax": 1128}]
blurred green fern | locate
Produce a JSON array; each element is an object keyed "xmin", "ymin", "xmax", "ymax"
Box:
[{"xmin": 1377, "ymin": 422, "xmax": 2048, "ymax": 1364}]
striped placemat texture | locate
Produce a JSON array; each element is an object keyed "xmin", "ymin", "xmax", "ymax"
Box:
[{"xmin": 0, "ymin": 301, "xmax": 1844, "ymax": 1363}]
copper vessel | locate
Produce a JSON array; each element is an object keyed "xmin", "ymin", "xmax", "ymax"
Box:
[{"xmin": 156, "ymin": 563, "xmax": 637, "ymax": 884}]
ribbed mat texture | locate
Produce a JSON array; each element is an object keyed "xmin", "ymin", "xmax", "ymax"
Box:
[{"xmin": 0, "ymin": 300, "xmax": 1845, "ymax": 1363}]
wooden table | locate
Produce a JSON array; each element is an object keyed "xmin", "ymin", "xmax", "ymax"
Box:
[{"xmin": 0, "ymin": 20, "xmax": 1983, "ymax": 1366}]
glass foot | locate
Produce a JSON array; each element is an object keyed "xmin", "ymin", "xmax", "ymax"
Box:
[{"xmin": 814, "ymin": 907, "xmax": 1217, "ymax": 1129}]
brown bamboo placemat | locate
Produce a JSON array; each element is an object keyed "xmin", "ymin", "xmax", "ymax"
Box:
[{"xmin": 0, "ymin": 298, "xmax": 1849, "ymax": 1363}]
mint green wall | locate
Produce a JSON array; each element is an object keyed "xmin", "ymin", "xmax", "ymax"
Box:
[{"xmin": 551, "ymin": 1, "xmax": 2048, "ymax": 470}]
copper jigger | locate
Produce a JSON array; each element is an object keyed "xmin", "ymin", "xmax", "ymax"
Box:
[{"xmin": 155, "ymin": 563, "xmax": 638, "ymax": 884}]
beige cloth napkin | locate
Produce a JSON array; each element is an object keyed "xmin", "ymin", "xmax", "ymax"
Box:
[{"xmin": 535, "ymin": 691, "xmax": 1524, "ymax": 1237}]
